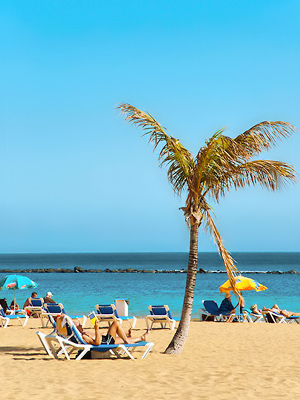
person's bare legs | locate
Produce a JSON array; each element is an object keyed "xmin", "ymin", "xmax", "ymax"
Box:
[
  {"xmin": 92, "ymin": 321, "xmax": 102, "ymax": 345},
  {"xmin": 107, "ymin": 321, "xmax": 148, "ymax": 344}
]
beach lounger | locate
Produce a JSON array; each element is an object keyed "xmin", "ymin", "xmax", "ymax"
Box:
[
  {"xmin": 37, "ymin": 315, "xmax": 154, "ymax": 360},
  {"xmin": 43, "ymin": 303, "xmax": 87, "ymax": 328},
  {"xmin": 0, "ymin": 305, "xmax": 29, "ymax": 328},
  {"xmin": 243, "ymin": 308, "xmax": 264, "ymax": 323},
  {"xmin": 199, "ymin": 300, "xmax": 230, "ymax": 322},
  {"xmin": 199, "ymin": 300, "xmax": 251, "ymax": 323},
  {"xmin": 145, "ymin": 305, "xmax": 179, "ymax": 330},
  {"xmin": 95, "ymin": 304, "xmax": 137, "ymax": 328},
  {"xmin": 24, "ymin": 297, "xmax": 45, "ymax": 317},
  {"xmin": 24, "ymin": 297, "xmax": 47, "ymax": 326},
  {"xmin": 262, "ymin": 310, "xmax": 300, "ymax": 324}
]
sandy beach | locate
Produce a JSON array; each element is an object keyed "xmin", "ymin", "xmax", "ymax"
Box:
[{"xmin": 1, "ymin": 318, "xmax": 300, "ymax": 400}]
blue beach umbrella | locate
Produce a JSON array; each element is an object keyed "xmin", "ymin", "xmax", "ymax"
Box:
[{"xmin": 0, "ymin": 274, "xmax": 38, "ymax": 308}]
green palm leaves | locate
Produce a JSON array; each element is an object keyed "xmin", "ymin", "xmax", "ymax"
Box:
[{"xmin": 119, "ymin": 104, "xmax": 296, "ymax": 206}]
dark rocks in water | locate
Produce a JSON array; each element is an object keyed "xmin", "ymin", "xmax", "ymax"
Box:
[{"xmin": 0, "ymin": 267, "xmax": 299, "ymax": 274}]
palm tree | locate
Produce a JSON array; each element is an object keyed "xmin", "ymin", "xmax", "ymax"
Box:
[{"xmin": 118, "ymin": 103, "xmax": 296, "ymax": 354}]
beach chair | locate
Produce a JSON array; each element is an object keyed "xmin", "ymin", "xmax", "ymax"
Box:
[
  {"xmin": 0, "ymin": 305, "xmax": 29, "ymax": 328},
  {"xmin": 95, "ymin": 304, "xmax": 137, "ymax": 328},
  {"xmin": 243, "ymin": 308, "xmax": 264, "ymax": 323},
  {"xmin": 24, "ymin": 297, "xmax": 47, "ymax": 326},
  {"xmin": 43, "ymin": 303, "xmax": 87, "ymax": 328},
  {"xmin": 199, "ymin": 300, "xmax": 231, "ymax": 322},
  {"xmin": 36, "ymin": 315, "xmax": 154, "ymax": 360},
  {"xmin": 262, "ymin": 310, "xmax": 300, "ymax": 324},
  {"xmin": 145, "ymin": 305, "xmax": 179, "ymax": 330},
  {"xmin": 200, "ymin": 300, "xmax": 252, "ymax": 323}
]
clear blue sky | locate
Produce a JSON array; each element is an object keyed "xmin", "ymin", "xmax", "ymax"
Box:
[{"xmin": 1, "ymin": 1, "xmax": 299, "ymax": 253}]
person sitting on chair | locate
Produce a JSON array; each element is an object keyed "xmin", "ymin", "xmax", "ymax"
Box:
[
  {"xmin": 64, "ymin": 317, "xmax": 149, "ymax": 346},
  {"xmin": 219, "ymin": 293, "xmax": 235, "ymax": 315},
  {"xmin": 225, "ymin": 293, "xmax": 246, "ymax": 323},
  {"xmin": 23, "ymin": 292, "xmax": 37, "ymax": 310},
  {"xmin": 10, "ymin": 300, "xmax": 19, "ymax": 311},
  {"xmin": 43, "ymin": 292, "xmax": 56, "ymax": 304}
]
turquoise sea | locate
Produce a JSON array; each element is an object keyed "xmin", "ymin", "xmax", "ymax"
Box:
[{"xmin": 0, "ymin": 252, "xmax": 299, "ymax": 317}]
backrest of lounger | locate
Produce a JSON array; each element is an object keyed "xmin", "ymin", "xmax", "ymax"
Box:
[
  {"xmin": 65, "ymin": 316, "xmax": 86, "ymax": 344},
  {"xmin": 29, "ymin": 298, "xmax": 44, "ymax": 307},
  {"xmin": 149, "ymin": 305, "xmax": 169, "ymax": 316},
  {"xmin": 203, "ymin": 300, "xmax": 220, "ymax": 315},
  {"xmin": 96, "ymin": 304, "xmax": 115, "ymax": 315},
  {"xmin": 44, "ymin": 303, "xmax": 64, "ymax": 314}
]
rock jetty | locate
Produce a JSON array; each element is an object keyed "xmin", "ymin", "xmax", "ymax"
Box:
[{"xmin": 0, "ymin": 267, "xmax": 298, "ymax": 274}]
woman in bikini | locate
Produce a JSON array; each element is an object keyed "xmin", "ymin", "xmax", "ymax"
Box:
[{"xmin": 262, "ymin": 304, "xmax": 300, "ymax": 318}]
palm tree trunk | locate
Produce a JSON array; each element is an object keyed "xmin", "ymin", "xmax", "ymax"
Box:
[{"xmin": 164, "ymin": 223, "xmax": 199, "ymax": 354}]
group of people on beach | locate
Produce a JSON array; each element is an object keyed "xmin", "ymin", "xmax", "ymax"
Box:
[
  {"xmin": 1, "ymin": 290, "xmax": 148, "ymax": 346},
  {"xmin": 251, "ymin": 303, "xmax": 300, "ymax": 318},
  {"xmin": 219, "ymin": 292, "xmax": 300, "ymax": 320}
]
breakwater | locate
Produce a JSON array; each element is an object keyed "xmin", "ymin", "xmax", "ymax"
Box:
[{"xmin": 0, "ymin": 267, "xmax": 299, "ymax": 274}]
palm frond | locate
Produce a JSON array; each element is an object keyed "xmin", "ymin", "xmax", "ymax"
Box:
[
  {"xmin": 229, "ymin": 160, "xmax": 296, "ymax": 191},
  {"xmin": 205, "ymin": 159, "xmax": 296, "ymax": 201},
  {"xmin": 118, "ymin": 103, "xmax": 194, "ymax": 195},
  {"xmin": 203, "ymin": 208, "xmax": 240, "ymax": 295},
  {"xmin": 235, "ymin": 121, "xmax": 296, "ymax": 158},
  {"xmin": 194, "ymin": 131, "xmax": 252, "ymax": 201}
]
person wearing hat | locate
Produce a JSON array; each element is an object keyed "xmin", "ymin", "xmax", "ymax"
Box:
[{"xmin": 44, "ymin": 291, "xmax": 56, "ymax": 304}]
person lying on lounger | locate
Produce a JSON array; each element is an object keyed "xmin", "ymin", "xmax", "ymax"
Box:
[
  {"xmin": 250, "ymin": 304, "xmax": 262, "ymax": 315},
  {"xmin": 262, "ymin": 304, "xmax": 300, "ymax": 318},
  {"xmin": 66, "ymin": 317, "xmax": 149, "ymax": 346}
]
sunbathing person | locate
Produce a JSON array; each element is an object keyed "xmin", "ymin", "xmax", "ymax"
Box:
[
  {"xmin": 262, "ymin": 304, "xmax": 300, "ymax": 318},
  {"xmin": 250, "ymin": 304, "xmax": 262, "ymax": 315},
  {"xmin": 72, "ymin": 318, "xmax": 148, "ymax": 346}
]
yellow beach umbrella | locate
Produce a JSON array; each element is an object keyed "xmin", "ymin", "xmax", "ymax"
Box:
[{"xmin": 220, "ymin": 275, "xmax": 267, "ymax": 294}]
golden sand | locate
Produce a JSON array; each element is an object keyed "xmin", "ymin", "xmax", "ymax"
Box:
[{"xmin": 1, "ymin": 318, "xmax": 300, "ymax": 400}]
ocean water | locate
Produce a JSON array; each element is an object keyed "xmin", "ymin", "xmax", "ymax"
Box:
[{"xmin": 0, "ymin": 252, "xmax": 299, "ymax": 317}]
